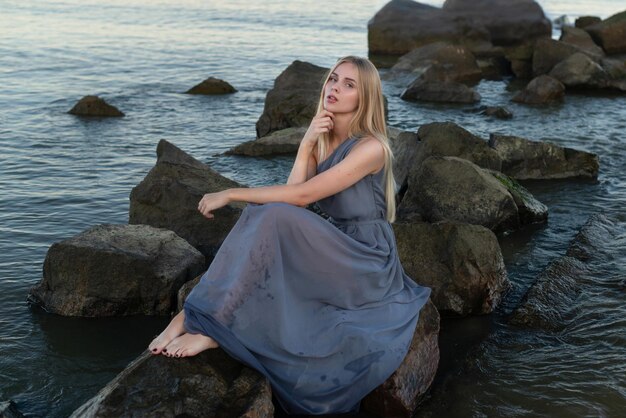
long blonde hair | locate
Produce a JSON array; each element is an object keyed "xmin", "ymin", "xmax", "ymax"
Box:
[{"xmin": 315, "ymin": 56, "xmax": 397, "ymax": 223}]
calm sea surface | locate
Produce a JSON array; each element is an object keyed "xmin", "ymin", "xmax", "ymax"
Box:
[{"xmin": 1, "ymin": 1, "xmax": 625, "ymax": 416}]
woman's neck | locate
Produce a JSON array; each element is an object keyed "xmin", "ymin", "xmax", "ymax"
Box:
[{"xmin": 329, "ymin": 113, "xmax": 353, "ymax": 145}]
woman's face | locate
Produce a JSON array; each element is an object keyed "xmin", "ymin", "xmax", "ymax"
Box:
[{"xmin": 323, "ymin": 62, "xmax": 359, "ymax": 115}]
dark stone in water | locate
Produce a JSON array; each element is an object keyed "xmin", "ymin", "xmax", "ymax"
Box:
[{"xmin": 68, "ymin": 95, "xmax": 124, "ymax": 117}]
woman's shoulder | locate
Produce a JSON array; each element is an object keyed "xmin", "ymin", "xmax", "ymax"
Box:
[{"xmin": 351, "ymin": 135, "xmax": 385, "ymax": 174}]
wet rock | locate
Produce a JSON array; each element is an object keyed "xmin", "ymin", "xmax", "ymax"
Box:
[
  {"xmin": 367, "ymin": 0, "xmax": 490, "ymax": 59},
  {"xmin": 255, "ymin": 60, "xmax": 328, "ymax": 138},
  {"xmin": 510, "ymin": 213, "xmax": 615, "ymax": 330},
  {"xmin": 393, "ymin": 221, "xmax": 510, "ymax": 316},
  {"xmin": 488, "ymin": 133, "xmax": 599, "ymax": 179},
  {"xmin": 509, "ymin": 256, "xmax": 585, "ymax": 330},
  {"xmin": 503, "ymin": 40, "xmax": 538, "ymax": 79},
  {"xmin": 391, "ymin": 42, "xmax": 483, "ymax": 83},
  {"xmin": 401, "ymin": 78, "xmax": 480, "ymax": 103},
  {"xmin": 129, "ymin": 140, "xmax": 246, "ymax": 261},
  {"xmin": 442, "ymin": 0, "xmax": 552, "ymax": 46},
  {"xmin": 485, "ymin": 170, "xmax": 548, "ymax": 225},
  {"xmin": 480, "ymin": 106, "xmax": 513, "ymax": 119},
  {"xmin": 28, "ymin": 224, "xmax": 204, "ymax": 317},
  {"xmin": 68, "ymin": 95, "xmax": 124, "ymax": 117},
  {"xmin": 178, "ymin": 274, "xmax": 202, "ymax": 311},
  {"xmin": 585, "ymin": 10, "xmax": 626, "ymax": 55},
  {"xmin": 398, "ymin": 156, "xmax": 521, "ymax": 233},
  {"xmin": 0, "ymin": 400, "xmax": 25, "ymax": 418},
  {"xmin": 601, "ymin": 56, "xmax": 626, "ymax": 91},
  {"xmin": 549, "ymin": 52, "xmax": 609, "ymax": 88},
  {"xmin": 69, "ymin": 350, "xmax": 274, "ymax": 418},
  {"xmin": 225, "ymin": 127, "xmax": 307, "ymax": 156},
  {"xmin": 532, "ymin": 38, "xmax": 583, "ymax": 76},
  {"xmin": 361, "ymin": 299, "xmax": 440, "ymax": 417},
  {"xmin": 411, "ymin": 122, "xmax": 502, "ymax": 176},
  {"xmin": 575, "ymin": 16, "xmax": 601, "ymax": 29},
  {"xmin": 388, "ymin": 127, "xmax": 419, "ymax": 196},
  {"xmin": 186, "ymin": 77, "xmax": 237, "ymax": 95},
  {"xmin": 511, "ymin": 75, "xmax": 565, "ymax": 104},
  {"xmin": 559, "ymin": 26, "xmax": 605, "ymax": 60}
]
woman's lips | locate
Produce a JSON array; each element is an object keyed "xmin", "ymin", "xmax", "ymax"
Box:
[{"xmin": 327, "ymin": 95, "xmax": 337, "ymax": 103}]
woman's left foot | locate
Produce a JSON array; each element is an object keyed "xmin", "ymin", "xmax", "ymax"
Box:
[{"xmin": 163, "ymin": 333, "xmax": 219, "ymax": 358}]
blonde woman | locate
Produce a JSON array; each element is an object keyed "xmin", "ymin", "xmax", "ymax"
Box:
[{"xmin": 148, "ymin": 56, "xmax": 432, "ymax": 414}]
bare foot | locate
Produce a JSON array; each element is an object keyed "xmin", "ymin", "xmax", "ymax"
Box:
[
  {"xmin": 149, "ymin": 310, "xmax": 186, "ymax": 355},
  {"xmin": 163, "ymin": 333, "xmax": 219, "ymax": 358}
]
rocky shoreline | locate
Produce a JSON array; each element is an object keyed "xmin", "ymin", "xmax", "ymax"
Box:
[{"xmin": 9, "ymin": 0, "xmax": 624, "ymax": 416}]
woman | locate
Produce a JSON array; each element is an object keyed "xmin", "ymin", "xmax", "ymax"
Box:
[{"xmin": 148, "ymin": 56, "xmax": 432, "ymax": 414}]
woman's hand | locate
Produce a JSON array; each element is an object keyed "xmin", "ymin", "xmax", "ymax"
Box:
[
  {"xmin": 301, "ymin": 110, "xmax": 335, "ymax": 149},
  {"xmin": 198, "ymin": 190, "xmax": 231, "ymax": 219}
]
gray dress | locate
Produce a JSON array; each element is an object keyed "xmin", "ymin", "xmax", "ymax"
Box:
[{"xmin": 183, "ymin": 136, "xmax": 432, "ymax": 414}]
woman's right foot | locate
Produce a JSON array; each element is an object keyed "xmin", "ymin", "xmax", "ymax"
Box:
[{"xmin": 149, "ymin": 310, "xmax": 186, "ymax": 355}]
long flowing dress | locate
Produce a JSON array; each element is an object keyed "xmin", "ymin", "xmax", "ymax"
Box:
[{"xmin": 183, "ymin": 136, "xmax": 432, "ymax": 415}]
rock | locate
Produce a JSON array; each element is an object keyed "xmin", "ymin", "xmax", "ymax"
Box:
[
  {"xmin": 549, "ymin": 52, "xmax": 609, "ymax": 88},
  {"xmin": 511, "ymin": 75, "xmax": 565, "ymax": 104},
  {"xmin": 486, "ymin": 170, "xmax": 548, "ymax": 225},
  {"xmin": 178, "ymin": 274, "xmax": 201, "ymax": 311},
  {"xmin": 398, "ymin": 156, "xmax": 521, "ymax": 233},
  {"xmin": 69, "ymin": 350, "xmax": 274, "ymax": 418},
  {"xmin": 28, "ymin": 224, "xmax": 205, "ymax": 317},
  {"xmin": 401, "ymin": 78, "xmax": 480, "ymax": 103},
  {"xmin": 560, "ymin": 26, "xmax": 605, "ymax": 60},
  {"xmin": 575, "ymin": 16, "xmax": 601, "ymax": 29},
  {"xmin": 442, "ymin": 0, "xmax": 551, "ymax": 46},
  {"xmin": 509, "ymin": 213, "xmax": 615, "ymax": 330},
  {"xmin": 488, "ymin": 133, "xmax": 599, "ymax": 179},
  {"xmin": 68, "ymin": 95, "xmax": 124, "ymax": 117},
  {"xmin": 255, "ymin": 60, "xmax": 328, "ymax": 138},
  {"xmin": 413, "ymin": 122, "xmax": 502, "ymax": 172},
  {"xmin": 186, "ymin": 77, "xmax": 237, "ymax": 95},
  {"xmin": 392, "ymin": 221, "xmax": 510, "ymax": 315},
  {"xmin": 367, "ymin": 0, "xmax": 490, "ymax": 58},
  {"xmin": 129, "ymin": 140, "xmax": 246, "ymax": 260},
  {"xmin": 601, "ymin": 56, "xmax": 626, "ymax": 91},
  {"xmin": 585, "ymin": 10, "xmax": 626, "ymax": 55},
  {"xmin": 509, "ymin": 256, "xmax": 585, "ymax": 330},
  {"xmin": 391, "ymin": 41, "xmax": 483, "ymax": 83},
  {"xmin": 0, "ymin": 400, "xmax": 25, "ymax": 418},
  {"xmin": 225, "ymin": 127, "xmax": 308, "ymax": 156},
  {"xmin": 361, "ymin": 300, "xmax": 440, "ymax": 416},
  {"xmin": 480, "ymin": 106, "xmax": 513, "ymax": 119},
  {"xmin": 503, "ymin": 39, "xmax": 538, "ymax": 79},
  {"xmin": 532, "ymin": 38, "xmax": 584, "ymax": 76},
  {"xmin": 388, "ymin": 127, "xmax": 420, "ymax": 196}
]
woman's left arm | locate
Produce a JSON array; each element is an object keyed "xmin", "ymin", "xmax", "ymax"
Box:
[{"xmin": 198, "ymin": 138, "xmax": 384, "ymax": 219}]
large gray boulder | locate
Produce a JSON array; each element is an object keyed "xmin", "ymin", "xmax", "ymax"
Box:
[
  {"xmin": 68, "ymin": 95, "xmax": 124, "ymax": 117},
  {"xmin": 413, "ymin": 122, "xmax": 502, "ymax": 172},
  {"xmin": 401, "ymin": 79, "xmax": 480, "ymax": 103},
  {"xmin": 255, "ymin": 60, "xmax": 328, "ymax": 138},
  {"xmin": 398, "ymin": 156, "xmax": 518, "ymax": 230},
  {"xmin": 398, "ymin": 156, "xmax": 547, "ymax": 233},
  {"xmin": 70, "ymin": 350, "xmax": 274, "ymax": 418},
  {"xmin": 559, "ymin": 26, "xmax": 605, "ymax": 59},
  {"xmin": 225, "ymin": 127, "xmax": 308, "ymax": 156},
  {"xmin": 391, "ymin": 42, "xmax": 483, "ymax": 83},
  {"xmin": 512, "ymin": 75, "xmax": 565, "ymax": 104},
  {"xmin": 531, "ymin": 38, "xmax": 584, "ymax": 76},
  {"xmin": 548, "ymin": 52, "xmax": 609, "ymax": 88},
  {"xmin": 129, "ymin": 140, "xmax": 246, "ymax": 261},
  {"xmin": 367, "ymin": 0, "xmax": 490, "ymax": 58},
  {"xmin": 442, "ymin": 0, "xmax": 551, "ymax": 46},
  {"xmin": 388, "ymin": 127, "xmax": 420, "ymax": 195},
  {"xmin": 488, "ymin": 134, "xmax": 599, "ymax": 179},
  {"xmin": 393, "ymin": 221, "xmax": 510, "ymax": 315},
  {"xmin": 509, "ymin": 213, "xmax": 615, "ymax": 330},
  {"xmin": 585, "ymin": 10, "xmax": 626, "ymax": 55},
  {"xmin": 361, "ymin": 300, "xmax": 439, "ymax": 417},
  {"xmin": 28, "ymin": 224, "xmax": 205, "ymax": 317}
]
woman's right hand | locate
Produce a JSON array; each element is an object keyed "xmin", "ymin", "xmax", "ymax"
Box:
[{"xmin": 301, "ymin": 110, "xmax": 335, "ymax": 149}]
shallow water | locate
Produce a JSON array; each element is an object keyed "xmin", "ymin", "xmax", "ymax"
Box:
[{"xmin": 1, "ymin": 0, "xmax": 625, "ymax": 416}]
